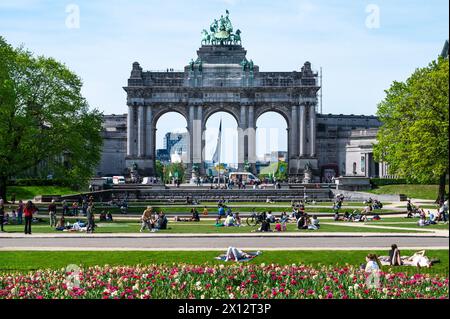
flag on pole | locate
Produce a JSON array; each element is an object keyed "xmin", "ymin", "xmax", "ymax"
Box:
[{"xmin": 212, "ymin": 119, "xmax": 222, "ymax": 164}]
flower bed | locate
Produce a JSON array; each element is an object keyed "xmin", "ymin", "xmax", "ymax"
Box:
[{"xmin": 0, "ymin": 264, "xmax": 448, "ymax": 299}]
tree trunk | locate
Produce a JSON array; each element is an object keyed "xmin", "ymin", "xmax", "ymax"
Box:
[
  {"xmin": 436, "ymin": 172, "xmax": 448, "ymax": 204},
  {"xmin": 0, "ymin": 176, "xmax": 7, "ymax": 203}
]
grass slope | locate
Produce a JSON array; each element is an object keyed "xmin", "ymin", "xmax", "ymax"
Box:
[{"xmin": 368, "ymin": 184, "xmax": 449, "ymax": 200}]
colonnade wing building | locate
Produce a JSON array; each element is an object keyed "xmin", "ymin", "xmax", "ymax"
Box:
[{"xmin": 98, "ymin": 19, "xmax": 384, "ymax": 182}]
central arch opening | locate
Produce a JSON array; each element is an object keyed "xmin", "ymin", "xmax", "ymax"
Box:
[
  {"xmin": 256, "ymin": 112, "xmax": 288, "ymax": 181},
  {"xmin": 204, "ymin": 112, "xmax": 239, "ymax": 178}
]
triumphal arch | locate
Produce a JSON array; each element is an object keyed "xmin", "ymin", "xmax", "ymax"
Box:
[{"xmin": 124, "ymin": 11, "xmax": 320, "ymax": 179}]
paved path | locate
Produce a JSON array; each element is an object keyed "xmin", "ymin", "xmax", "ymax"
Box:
[{"xmin": 0, "ymin": 235, "xmax": 447, "ymax": 251}]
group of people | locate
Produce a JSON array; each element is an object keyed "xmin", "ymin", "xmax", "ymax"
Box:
[
  {"xmin": 334, "ymin": 210, "xmax": 379, "ymax": 223},
  {"xmin": 215, "ymin": 204, "xmax": 242, "ymax": 227},
  {"xmin": 140, "ymin": 206, "xmax": 168, "ymax": 232},
  {"xmin": 47, "ymin": 198, "xmax": 96, "ymax": 233},
  {"xmin": 406, "ymin": 199, "xmax": 448, "ymax": 225},
  {"xmin": 0, "ymin": 199, "xmax": 38, "ymax": 234}
]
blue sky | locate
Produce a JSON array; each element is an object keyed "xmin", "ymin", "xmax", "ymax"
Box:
[{"xmin": 1, "ymin": 0, "xmax": 448, "ymax": 162}]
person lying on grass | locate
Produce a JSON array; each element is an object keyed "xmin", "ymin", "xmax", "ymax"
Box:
[{"xmin": 224, "ymin": 247, "xmax": 259, "ymax": 262}]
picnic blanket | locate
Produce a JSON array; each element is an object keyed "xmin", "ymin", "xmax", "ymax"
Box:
[
  {"xmin": 378, "ymin": 254, "xmax": 440, "ymax": 267},
  {"xmin": 215, "ymin": 252, "xmax": 261, "ymax": 263}
]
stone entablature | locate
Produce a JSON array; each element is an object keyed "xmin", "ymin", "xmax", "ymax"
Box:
[{"xmin": 123, "ymin": 44, "xmax": 321, "ymax": 179}]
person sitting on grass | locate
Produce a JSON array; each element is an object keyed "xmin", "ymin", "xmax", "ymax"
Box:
[
  {"xmin": 266, "ymin": 211, "xmax": 275, "ymax": 223},
  {"xmin": 202, "ymin": 206, "xmax": 209, "ymax": 216},
  {"xmin": 279, "ymin": 212, "xmax": 289, "ymax": 223},
  {"xmin": 389, "ymin": 244, "xmax": 403, "ymax": 266},
  {"xmin": 353, "ymin": 211, "xmax": 368, "ymax": 223},
  {"xmin": 343, "ymin": 211, "xmax": 351, "ymax": 221},
  {"xmin": 311, "ymin": 215, "xmax": 320, "ymax": 229},
  {"xmin": 257, "ymin": 219, "xmax": 271, "ymax": 232},
  {"xmin": 190, "ymin": 208, "xmax": 200, "ymax": 222},
  {"xmin": 55, "ymin": 217, "xmax": 66, "ymax": 231},
  {"xmin": 428, "ymin": 211, "xmax": 437, "ymax": 225},
  {"xmin": 99, "ymin": 211, "xmax": 107, "ymax": 222},
  {"xmin": 275, "ymin": 222, "xmax": 284, "ymax": 232},
  {"xmin": 417, "ymin": 215, "xmax": 430, "ymax": 227},
  {"xmin": 224, "ymin": 214, "xmax": 235, "ymax": 227},
  {"xmin": 157, "ymin": 212, "xmax": 168, "ymax": 230},
  {"xmin": 373, "ymin": 200, "xmax": 383, "ymax": 210},
  {"xmin": 364, "ymin": 254, "xmax": 382, "ymax": 273},
  {"xmin": 297, "ymin": 215, "xmax": 307, "ymax": 230},
  {"xmin": 106, "ymin": 211, "xmax": 113, "ymax": 222}
]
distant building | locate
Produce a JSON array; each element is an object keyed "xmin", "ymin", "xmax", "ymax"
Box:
[
  {"xmin": 156, "ymin": 149, "xmax": 170, "ymax": 164},
  {"xmin": 96, "ymin": 114, "xmax": 127, "ymax": 177},
  {"xmin": 164, "ymin": 132, "xmax": 189, "ymax": 163}
]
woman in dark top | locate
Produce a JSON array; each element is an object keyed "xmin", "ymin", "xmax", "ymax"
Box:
[
  {"xmin": 24, "ymin": 201, "xmax": 35, "ymax": 235},
  {"xmin": 389, "ymin": 244, "xmax": 403, "ymax": 266}
]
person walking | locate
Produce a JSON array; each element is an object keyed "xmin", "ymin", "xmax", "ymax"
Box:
[
  {"xmin": 17, "ymin": 200, "xmax": 24, "ymax": 225},
  {"xmin": 24, "ymin": 201, "xmax": 35, "ymax": 235},
  {"xmin": 86, "ymin": 202, "xmax": 95, "ymax": 233},
  {"xmin": 0, "ymin": 199, "xmax": 5, "ymax": 232},
  {"xmin": 140, "ymin": 206, "xmax": 153, "ymax": 232},
  {"xmin": 48, "ymin": 200, "xmax": 57, "ymax": 228}
]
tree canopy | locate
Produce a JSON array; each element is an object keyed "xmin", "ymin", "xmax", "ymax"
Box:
[
  {"xmin": 0, "ymin": 37, "xmax": 103, "ymax": 200},
  {"xmin": 374, "ymin": 56, "xmax": 449, "ymax": 201}
]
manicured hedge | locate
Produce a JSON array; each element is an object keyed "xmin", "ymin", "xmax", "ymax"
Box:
[
  {"xmin": 8, "ymin": 179, "xmax": 69, "ymax": 187},
  {"xmin": 370, "ymin": 178, "xmax": 407, "ymax": 187}
]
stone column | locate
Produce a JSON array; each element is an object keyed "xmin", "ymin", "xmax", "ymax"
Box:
[
  {"xmin": 238, "ymin": 105, "xmax": 247, "ymax": 170},
  {"xmin": 193, "ymin": 106, "xmax": 203, "ymax": 164},
  {"xmin": 309, "ymin": 104, "xmax": 317, "ymax": 157},
  {"xmin": 247, "ymin": 105, "xmax": 256, "ymax": 173},
  {"xmin": 127, "ymin": 105, "xmax": 135, "ymax": 157},
  {"xmin": 187, "ymin": 105, "xmax": 195, "ymax": 165},
  {"xmin": 299, "ymin": 104, "xmax": 306, "ymax": 157},
  {"xmin": 145, "ymin": 106, "xmax": 153, "ymax": 157},
  {"xmin": 138, "ymin": 105, "xmax": 145, "ymax": 157},
  {"xmin": 290, "ymin": 105, "xmax": 298, "ymax": 158}
]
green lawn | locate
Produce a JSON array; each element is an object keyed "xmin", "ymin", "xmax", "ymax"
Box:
[
  {"xmin": 2, "ymin": 218, "xmax": 424, "ymax": 234},
  {"xmin": 6, "ymin": 186, "xmax": 81, "ymax": 201},
  {"xmin": 368, "ymin": 184, "xmax": 449, "ymax": 200},
  {"xmin": 0, "ymin": 250, "xmax": 447, "ymax": 275},
  {"xmin": 371, "ymin": 223, "xmax": 449, "ymax": 230}
]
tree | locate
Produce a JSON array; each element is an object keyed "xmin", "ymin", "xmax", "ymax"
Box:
[
  {"xmin": 374, "ymin": 57, "xmax": 449, "ymax": 202},
  {"xmin": 155, "ymin": 160, "xmax": 164, "ymax": 181},
  {"xmin": 0, "ymin": 37, "xmax": 103, "ymax": 201},
  {"xmin": 163, "ymin": 163, "xmax": 186, "ymax": 183},
  {"xmin": 275, "ymin": 162, "xmax": 288, "ymax": 182}
]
